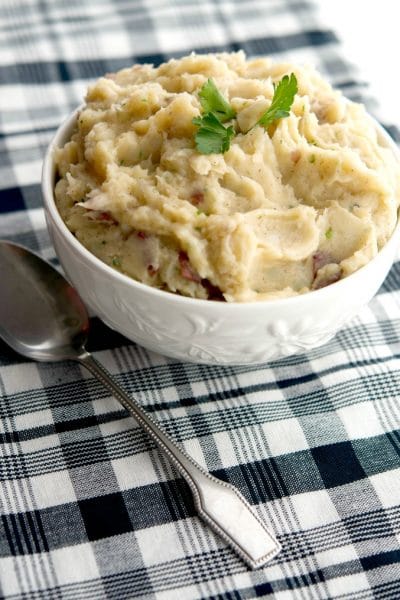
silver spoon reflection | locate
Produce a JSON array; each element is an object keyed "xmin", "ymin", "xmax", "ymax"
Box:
[{"xmin": 0, "ymin": 240, "xmax": 280, "ymax": 569}]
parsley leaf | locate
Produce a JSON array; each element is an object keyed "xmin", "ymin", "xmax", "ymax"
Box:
[
  {"xmin": 198, "ymin": 78, "xmax": 236, "ymax": 122},
  {"xmin": 192, "ymin": 113, "xmax": 235, "ymax": 154},
  {"xmin": 257, "ymin": 73, "xmax": 298, "ymax": 128}
]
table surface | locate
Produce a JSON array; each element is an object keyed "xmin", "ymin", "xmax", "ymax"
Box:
[{"xmin": 0, "ymin": 1, "xmax": 399, "ymax": 599}]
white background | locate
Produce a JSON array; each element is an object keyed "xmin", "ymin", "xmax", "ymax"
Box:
[{"xmin": 318, "ymin": 0, "xmax": 400, "ymax": 128}]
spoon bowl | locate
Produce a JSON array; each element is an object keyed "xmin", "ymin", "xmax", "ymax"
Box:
[{"xmin": 0, "ymin": 241, "xmax": 89, "ymax": 361}]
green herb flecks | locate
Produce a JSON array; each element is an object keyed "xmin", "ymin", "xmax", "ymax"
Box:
[
  {"xmin": 257, "ymin": 73, "xmax": 298, "ymax": 129},
  {"xmin": 192, "ymin": 113, "xmax": 235, "ymax": 155},
  {"xmin": 112, "ymin": 256, "xmax": 121, "ymax": 267},
  {"xmin": 309, "ymin": 154, "xmax": 316, "ymax": 163},
  {"xmin": 325, "ymin": 227, "xmax": 333, "ymax": 240}
]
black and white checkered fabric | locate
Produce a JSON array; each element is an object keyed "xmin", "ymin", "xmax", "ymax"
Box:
[{"xmin": 1, "ymin": 1, "xmax": 400, "ymax": 598}]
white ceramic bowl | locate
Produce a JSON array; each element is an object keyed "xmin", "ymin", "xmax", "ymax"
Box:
[{"xmin": 42, "ymin": 109, "xmax": 400, "ymax": 365}]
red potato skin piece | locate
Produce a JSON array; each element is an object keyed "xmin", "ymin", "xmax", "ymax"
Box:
[
  {"xmin": 312, "ymin": 251, "xmax": 342, "ymax": 289},
  {"xmin": 190, "ymin": 191, "xmax": 204, "ymax": 206},
  {"xmin": 312, "ymin": 251, "xmax": 333, "ymax": 276},
  {"xmin": 178, "ymin": 252, "xmax": 225, "ymax": 300},
  {"xmin": 178, "ymin": 251, "xmax": 202, "ymax": 283},
  {"xmin": 136, "ymin": 231, "xmax": 148, "ymax": 239},
  {"xmin": 88, "ymin": 211, "xmax": 117, "ymax": 224},
  {"xmin": 98, "ymin": 212, "xmax": 114, "ymax": 222},
  {"xmin": 147, "ymin": 264, "xmax": 159, "ymax": 276}
]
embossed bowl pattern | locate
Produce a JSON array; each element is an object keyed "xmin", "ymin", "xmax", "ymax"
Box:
[{"xmin": 42, "ymin": 109, "xmax": 400, "ymax": 365}]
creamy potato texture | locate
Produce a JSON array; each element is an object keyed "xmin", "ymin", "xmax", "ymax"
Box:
[{"xmin": 55, "ymin": 52, "xmax": 400, "ymax": 301}]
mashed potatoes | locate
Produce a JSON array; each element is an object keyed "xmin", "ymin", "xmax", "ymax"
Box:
[{"xmin": 55, "ymin": 52, "xmax": 400, "ymax": 301}]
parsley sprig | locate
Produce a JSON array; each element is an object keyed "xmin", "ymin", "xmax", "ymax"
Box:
[
  {"xmin": 193, "ymin": 79, "xmax": 235, "ymax": 155},
  {"xmin": 257, "ymin": 73, "xmax": 298, "ymax": 128},
  {"xmin": 192, "ymin": 73, "xmax": 298, "ymax": 155}
]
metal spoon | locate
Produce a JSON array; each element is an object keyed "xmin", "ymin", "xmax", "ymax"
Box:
[{"xmin": 0, "ymin": 240, "xmax": 280, "ymax": 569}]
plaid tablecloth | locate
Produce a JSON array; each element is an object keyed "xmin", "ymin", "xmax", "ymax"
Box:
[{"xmin": 1, "ymin": 1, "xmax": 400, "ymax": 598}]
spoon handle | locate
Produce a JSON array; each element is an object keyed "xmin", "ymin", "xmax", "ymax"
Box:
[{"xmin": 77, "ymin": 351, "xmax": 280, "ymax": 569}]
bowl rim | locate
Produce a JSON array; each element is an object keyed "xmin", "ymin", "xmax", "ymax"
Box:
[{"xmin": 42, "ymin": 106, "xmax": 400, "ymax": 311}]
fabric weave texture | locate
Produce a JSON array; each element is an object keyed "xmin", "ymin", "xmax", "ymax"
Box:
[{"xmin": 0, "ymin": 1, "xmax": 399, "ymax": 598}]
